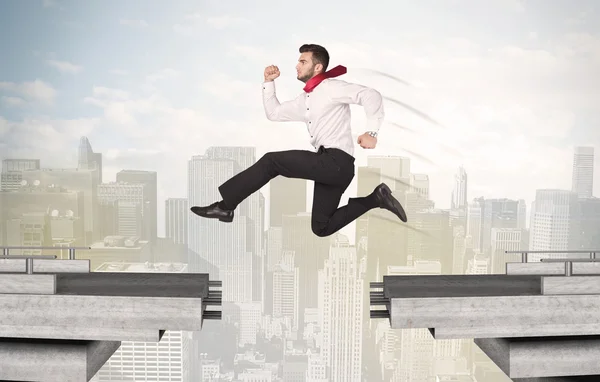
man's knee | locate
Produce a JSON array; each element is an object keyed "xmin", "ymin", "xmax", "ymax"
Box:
[
  {"xmin": 259, "ymin": 151, "xmax": 275, "ymax": 162},
  {"xmin": 311, "ymin": 218, "xmax": 332, "ymax": 238},
  {"xmin": 258, "ymin": 151, "xmax": 278, "ymax": 177}
]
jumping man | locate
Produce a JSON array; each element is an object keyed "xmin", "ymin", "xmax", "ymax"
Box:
[{"xmin": 191, "ymin": 43, "xmax": 407, "ymax": 237}]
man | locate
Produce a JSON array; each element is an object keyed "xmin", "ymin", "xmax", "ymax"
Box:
[{"xmin": 191, "ymin": 43, "xmax": 407, "ymax": 237}]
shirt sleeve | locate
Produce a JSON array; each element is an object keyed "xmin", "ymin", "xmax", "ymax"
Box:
[
  {"xmin": 327, "ymin": 80, "xmax": 385, "ymax": 133},
  {"xmin": 262, "ymin": 81, "xmax": 306, "ymax": 122}
]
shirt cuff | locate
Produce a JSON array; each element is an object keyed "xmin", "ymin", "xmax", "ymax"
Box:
[
  {"xmin": 366, "ymin": 118, "xmax": 383, "ymax": 133},
  {"xmin": 262, "ymin": 81, "xmax": 275, "ymax": 91}
]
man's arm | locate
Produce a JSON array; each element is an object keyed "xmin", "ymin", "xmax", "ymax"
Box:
[
  {"xmin": 327, "ymin": 80, "xmax": 385, "ymax": 133},
  {"xmin": 262, "ymin": 81, "xmax": 305, "ymax": 122}
]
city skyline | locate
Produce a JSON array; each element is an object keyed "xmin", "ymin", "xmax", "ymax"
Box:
[
  {"xmin": 3, "ymin": 138, "xmax": 596, "ymax": 243},
  {"xmin": 1, "ymin": 139, "xmax": 598, "ymax": 381}
]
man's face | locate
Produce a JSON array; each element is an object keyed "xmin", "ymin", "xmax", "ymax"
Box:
[{"xmin": 296, "ymin": 52, "xmax": 321, "ymax": 83}]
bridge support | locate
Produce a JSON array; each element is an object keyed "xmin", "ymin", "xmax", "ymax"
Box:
[
  {"xmin": 370, "ymin": 251, "xmax": 600, "ymax": 381},
  {"xmin": 0, "ymin": 253, "xmax": 222, "ymax": 382}
]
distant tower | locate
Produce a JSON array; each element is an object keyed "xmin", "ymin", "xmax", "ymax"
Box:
[
  {"xmin": 572, "ymin": 146, "xmax": 594, "ymax": 198},
  {"xmin": 451, "ymin": 166, "xmax": 468, "ymax": 209},
  {"xmin": 78, "ymin": 137, "xmax": 94, "ymax": 169},
  {"xmin": 78, "ymin": 136, "xmax": 102, "ymax": 183}
]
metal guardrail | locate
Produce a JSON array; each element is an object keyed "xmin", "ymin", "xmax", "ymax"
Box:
[
  {"xmin": 204, "ymin": 280, "xmax": 222, "ymax": 320},
  {"xmin": 505, "ymin": 250, "xmax": 600, "ymax": 277},
  {"xmin": 0, "ymin": 255, "xmax": 56, "ymax": 259},
  {"xmin": 1, "ymin": 246, "xmax": 91, "ymax": 260},
  {"xmin": 505, "ymin": 250, "xmax": 599, "ymax": 263},
  {"xmin": 369, "ymin": 281, "xmax": 390, "ymax": 319}
]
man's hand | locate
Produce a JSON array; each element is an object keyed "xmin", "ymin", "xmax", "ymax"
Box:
[
  {"xmin": 357, "ymin": 133, "xmax": 377, "ymax": 149},
  {"xmin": 264, "ymin": 65, "xmax": 280, "ymax": 81}
]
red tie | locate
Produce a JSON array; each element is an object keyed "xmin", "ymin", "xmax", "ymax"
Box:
[{"xmin": 303, "ymin": 65, "xmax": 347, "ymax": 93}]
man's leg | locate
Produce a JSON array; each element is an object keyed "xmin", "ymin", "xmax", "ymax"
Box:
[
  {"xmin": 311, "ymin": 182, "xmax": 408, "ymax": 238},
  {"xmin": 191, "ymin": 148, "xmax": 347, "ymax": 222},
  {"xmin": 311, "ymin": 182, "xmax": 370, "ymax": 237},
  {"xmin": 219, "ymin": 149, "xmax": 347, "ymax": 208}
]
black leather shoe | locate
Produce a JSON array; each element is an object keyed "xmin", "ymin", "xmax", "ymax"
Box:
[
  {"xmin": 190, "ymin": 202, "xmax": 234, "ymax": 223},
  {"xmin": 374, "ymin": 183, "xmax": 407, "ymax": 222}
]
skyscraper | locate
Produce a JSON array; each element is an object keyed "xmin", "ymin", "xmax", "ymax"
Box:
[
  {"xmin": 116, "ymin": 170, "xmax": 158, "ymax": 244},
  {"xmin": 269, "ymin": 176, "xmax": 306, "ymax": 227},
  {"xmin": 165, "ymin": 198, "xmax": 188, "ymax": 245},
  {"xmin": 572, "ymin": 146, "xmax": 594, "ymax": 198},
  {"xmin": 187, "ymin": 147, "xmax": 262, "ymax": 303},
  {"xmin": 451, "ymin": 166, "xmax": 468, "ymax": 209},
  {"xmin": 319, "ymin": 241, "xmax": 363, "ymax": 381},
  {"xmin": 0, "ymin": 158, "xmax": 40, "ymax": 191},
  {"xmin": 78, "ymin": 136, "xmax": 102, "ymax": 183},
  {"xmin": 529, "ymin": 189, "xmax": 580, "ymax": 262}
]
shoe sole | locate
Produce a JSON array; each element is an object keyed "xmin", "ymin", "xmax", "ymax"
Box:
[{"xmin": 380, "ymin": 184, "xmax": 408, "ymax": 223}]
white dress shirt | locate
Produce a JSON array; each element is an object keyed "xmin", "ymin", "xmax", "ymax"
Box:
[{"xmin": 262, "ymin": 78, "xmax": 384, "ymax": 157}]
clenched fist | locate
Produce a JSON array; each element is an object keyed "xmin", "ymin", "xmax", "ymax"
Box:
[
  {"xmin": 357, "ymin": 133, "xmax": 377, "ymax": 149},
  {"xmin": 264, "ymin": 65, "xmax": 280, "ymax": 81}
]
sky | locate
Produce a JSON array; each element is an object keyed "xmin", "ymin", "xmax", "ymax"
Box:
[{"xmin": 0, "ymin": 0, "xmax": 599, "ymax": 238}]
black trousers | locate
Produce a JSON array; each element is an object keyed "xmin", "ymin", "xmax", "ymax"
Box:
[{"xmin": 218, "ymin": 146, "xmax": 378, "ymax": 237}]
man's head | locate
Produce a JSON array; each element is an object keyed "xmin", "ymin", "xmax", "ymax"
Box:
[{"xmin": 296, "ymin": 44, "xmax": 329, "ymax": 83}]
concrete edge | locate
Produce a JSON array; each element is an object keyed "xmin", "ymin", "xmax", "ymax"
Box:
[
  {"xmin": 0, "ymin": 273, "xmax": 56, "ymax": 295},
  {"xmin": 542, "ymin": 275, "xmax": 600, "ymax": 295},
  {"xmin": 473, "ymin": 338, "xmax": 511, "ymax": 377},
  {"xmin": 430, "ymin": 324, "xmax": 600, "ymax": 339},
  {"xmin": 0, "ymin": 325, "xmax": 164, "ymax": 342},
  {"xmin": 86, "ymin": 340, "xmax": 122, "ymax": 381}
]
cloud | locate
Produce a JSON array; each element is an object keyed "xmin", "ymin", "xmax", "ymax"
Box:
[
  {"xmin": 83, "ymin": 84, "xmax": 210, "ymax": 143},
  {"xmin": 143, "ymin": 68, "xmax": 180, "ymax": 92},
  {"xmin": 0, "ymin": 116, "xmax": 101, "ymax": 165},
  {"xmin": 146, "ymin": 68, "xmax": 179, "ymax": 83},
  {"xmin": 88, "ymin": 86, "xmax": 130, "ymax": 100},
  {"xmin": 47, "ymin": 59, "xmax": 82, "ymax": 74},
  {"xmin": 507, "ymin": 0, "xmax": 526, "ymax": 13},
  {"xmin": 109, "ymin": 69, "xmax": 128, "ymax": 76},
  {"xmin": 102, "ymin": 148, "xmax": 165, "ymax": 177},
  {"xmin": 200, "ymin": 73, "xmax": 258, "ymax": 106},
  {"xmin": 83, "ymin": 86, "xmax": 148, "ymax": 130},
  {"xmin": 565, "ymin": 10, "xmax": 590, "ymax": 26},
  {"xmin": 1, "ymin": 96, "xmax": 26, "ymax": 108},
  {"xmin": 0, "ymin": 79, "xmax": 56, "ymax": 104},
  {"xmin": 0, "ymin": 117, "xmax": 9, "ymax": 136},
  {"xmin": 227, "ymin": 45, "xmax": 275, "ymax": 65},
  {"xmin": 173, "ymin": 14, "xmax": 251, "ymax": 37},
  {"xmin": 41, "ymin": 0, "xmax": 66, "ymax": 11},
  {"xmin": 120, "ymin": 19, "xmax": 149, "ymax": 28},
  {"xmin": 206, "ymin": 16, "xmax": 251, "ymax": 30},
  {"xmin": 172, "ymin": 22, "xmax": 198, "ymax": 37}
]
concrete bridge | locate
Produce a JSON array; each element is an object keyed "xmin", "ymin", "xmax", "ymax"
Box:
[
  {"xmin": 0, "ymin": 246, "xmax": 222, "ymax": 382},
  {"xmin": 370, "ymin": 250, "xmax": 600, "ymax": 381}
]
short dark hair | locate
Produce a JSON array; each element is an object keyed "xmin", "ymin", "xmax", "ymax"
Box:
[{"xmin": 299, "ymin": 44, "xmax": 329, "ymax": 72}]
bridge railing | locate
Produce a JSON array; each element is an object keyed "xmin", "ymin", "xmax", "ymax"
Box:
[
  {"xmin": 505, "ymin": 250, "xmax": 600, "ymax": 277},
  {"xmin": 0, "ymin": 246, "xmax": 92, "ymax": 275},
  {"xmin": 1, "ymin": 246, "xmax": 91, "ymax": 260}
]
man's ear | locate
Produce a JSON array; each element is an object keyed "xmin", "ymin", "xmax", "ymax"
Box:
[{"xmin": 314, "ymin": 63, "xmax": 323, "ymax": 73}]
